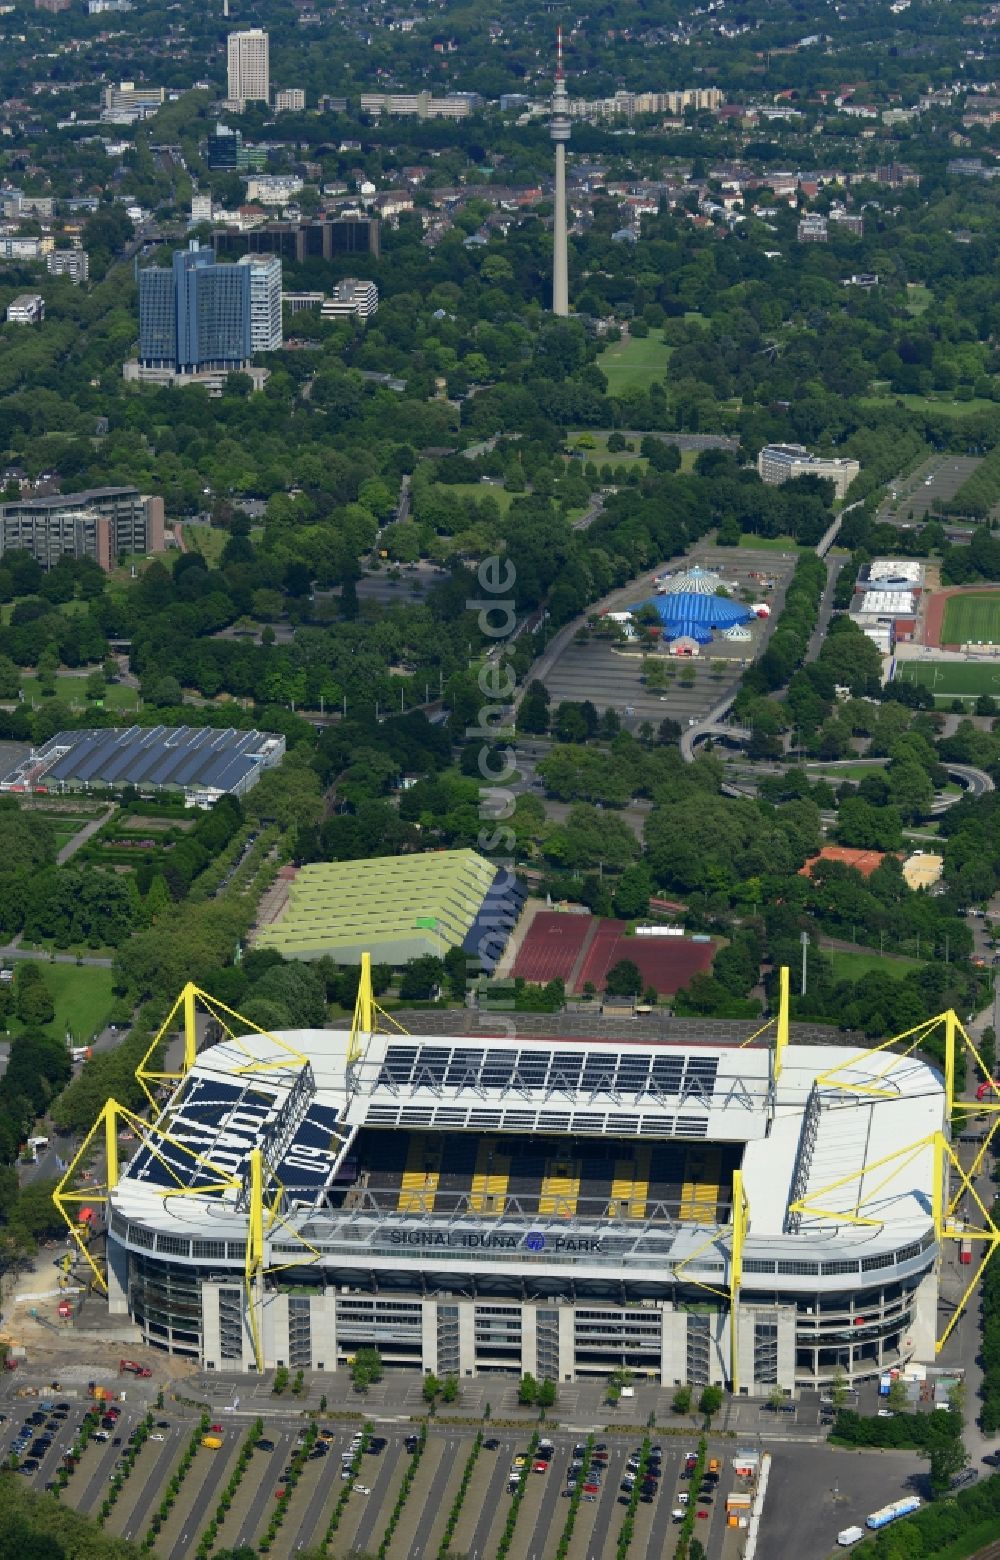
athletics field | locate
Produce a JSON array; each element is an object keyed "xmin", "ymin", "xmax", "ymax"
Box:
[
  {"xmin": 896, "ymin": 659, "xmax": 1000, "ymax": 699},
  {"xmin": 941, "ymin": 590, "xmax": 1000, "ymax": 645}
]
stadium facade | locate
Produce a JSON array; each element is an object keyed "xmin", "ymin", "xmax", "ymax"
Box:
[{"xmin": 68, "ymin": 974, "xmax": 983, "ymax": 1397}]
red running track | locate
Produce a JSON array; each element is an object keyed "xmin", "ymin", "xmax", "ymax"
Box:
[
  {"xmin": 512, "ymin": 911, "xmax": 592, "ymax": 984},
  {"xmin": 574, "ymin": 921, "xmax": 714, "ymax": 996}
]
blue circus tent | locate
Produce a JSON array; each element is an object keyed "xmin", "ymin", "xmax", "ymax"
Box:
[{"xmin": 633, "ymin": 591, "xmax": 753, "ymax": 643}]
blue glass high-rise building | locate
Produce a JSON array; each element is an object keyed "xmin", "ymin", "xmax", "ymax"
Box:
[{"xmin": 138, "ymin": 240, "xmax": 252, "ymax": 373}]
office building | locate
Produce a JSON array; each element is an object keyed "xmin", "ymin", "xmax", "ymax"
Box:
[
  {"xmin": 757, "ymin": 444, "xmax": 860, "ymax": 502},
  {"xmin": 320, "ymin": 277, "xmax": 378, "ymax": 321},
  {"xmin": 274, "ymin": 88, "xmax": 305, "ymax": 113},
  {"xmin": 101, "ymin": 81, "xmax": 166, "ymax": 123},
  {"xmin": 0, "ymin": 236, "xmax": 52, "ymax": 260},
  {"xmin": 244, "ymin": 175, "xmax": 303, "ymax": 206},
  {"xmin": 138, "ymin": 241, "xmax": 251, "ymax": 375},
  {"xmin": 239, "ymin": 255, "xmax": 282, "ymax": 352},
  {"xmin": 207, "ymin": 126, "xmax": 267, "ymax": 173},
  {"xmin": 359, "ymin": 91, "xmax": 480, "ymax": 119},
  {"xmin": 5, "ymin": 294, "xmax": 44, "ymax": 325},
  {"xmin": 212, "ymin": 216, "xmax": 380, "ymax": 264},
  {"xmin": 227, "ymin": 28, "xmax": 270, "ymax": 106},
  {"xmin": 282, "ymin": 292, "xmax": 325, "ymax": 316},
  {"xmin": 47, "ymin": 250, "xmax": 89, "ymax": 284},
  {"xmin": 0, "ymin": 487, "xmax": 164, "ymax": 571},
  {"xmin": 797, "ymin": 214, "xmax": 828, "ymax": 243}
]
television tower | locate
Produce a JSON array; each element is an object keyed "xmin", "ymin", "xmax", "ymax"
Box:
[{"xmin": 551, "ymin": 27, "xmax": 570, "ymax": 316}]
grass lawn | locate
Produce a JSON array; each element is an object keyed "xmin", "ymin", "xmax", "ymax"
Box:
[
  {"xmin": 941, "ymin": 591, "xmax": 1000, "ymax": 646},
  {"xmin": 431, "ymin": 481, "xmax": 517, "ymax": 513},
  {"xmin": 596, "ymin": 328, "xmax": 671, "ymax": 395},
  {"xmin": 859, "ymin": 392, "xmax": 999, "ymax": 419},
  {"xmin": 567, "ymin": 432, "xmax": 648, "ymax": 467},
  {"xmin": 6, "ymin": 962, "xmax": 114, "ymax": 1045},
  {"xmin": 826, "ymin": 950, "xmax": 922, "ymax": 982},
  {"xmin": 182, "ymin": 522, "xmax": 229, "ymax": 566},
  {"xmin": 737, "ymin": 534, "xmax": 807, "ymax": 552},
  {"xmin": 19, "ymin": 674, "xmax": 139, "ymax": 713},
  {"xmin": 905, "ymin": 283, "xmax": 933, "ymax": 315}
]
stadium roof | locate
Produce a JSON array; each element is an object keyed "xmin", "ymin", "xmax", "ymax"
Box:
[
  {"xmin": 0, "ymin": 725, "xmax": 285, "ymax": 798},
  {"xmin": 254, "ymin": 849, "xmax": 523, "ymax": 969},
  {"xmin": 110, "ymin": 1026, "xmax": 942, "ymax": 1282}
]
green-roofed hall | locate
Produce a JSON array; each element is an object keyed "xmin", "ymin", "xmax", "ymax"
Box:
[{"xmin": 254, "ymin": 848, "xmax": 525, "ymax": 970}]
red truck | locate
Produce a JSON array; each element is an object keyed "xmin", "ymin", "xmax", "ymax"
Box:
[
  {"xmin": 119, "ymin": 1359, "xmax": 152, "ymax": 1378},
  {"xmin": 960, "ymin": 1238, "xmax": 972, "ymax": 1266}
]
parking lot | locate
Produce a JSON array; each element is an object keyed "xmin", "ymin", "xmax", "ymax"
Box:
[
  {"xmin": 536, "ymin": 544, "xmax": 799, "ymax": 735},
  {"xmin": 0, "ymin": 1360, "xmax": 961, "ymax": 1560},
  {"xmin": 0, "ymin": 1377, "xmax": 756, "ymax": 1560},
  {"xmin": 878, "ymin": 454, "xmax": 983, "ymax": 527}
]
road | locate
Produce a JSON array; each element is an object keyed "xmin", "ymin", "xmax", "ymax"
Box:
[
  {"xmin": 571, "ymin": 493, "xmax": 604, "ymax": 531},
  {"xmin": 0, "ymin": 945, "xmax": 112, "ymax": 969}
]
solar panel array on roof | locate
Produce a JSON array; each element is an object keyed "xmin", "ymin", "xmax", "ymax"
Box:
[
  {"xmin": 7, "ymin": 725, "xmax": 284, "ymax": 797},
  {"xmin": 375, "ymin": 1043, "xmax": 719, "ymax": 1105}
]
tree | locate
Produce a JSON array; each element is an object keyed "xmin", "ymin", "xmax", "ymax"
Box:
[
  {"xmin": 605, "ymin": 959, "xmax": 643, "ymax": 997},
  {"xmin": 14, "ymin": 964, "xmax": 54, "ymax": 1027},
  {"xmin": 925, "ymin": 1429, "xmax": 968, "ymax": 1498},
  {"xmin": 887, "ymin": 1377, "xmax": 909, "ymax": 1413},
  {"xmin": 399, "ymin": 955, "xmax": 444, "ymax": 1001},
  {"xmin": 422, "ymin": 1372, "xmax": 441, "ymax": 1403},
  {"xmin": 440, "ymin": 1375, "xmax": 459, "ymax": 1403},
  {"xmin": 671, "ymin": 1385, "xmax": 692, "ymax": 1414},
  {"xmin": 518, "ymin": 1373, "xmax": 538, "ymax": 1405},
  {"xmin": 831, "ymin": 1366, "xmax": 848, "ymax": 1408},
  {"xmin": 351, "ymin": 1347, "xmax": 383, "ymax": 1392},
  {"xmin": 537, "ymin": 1378, "xmax": 556, "ymax": 1409},
  {"xmin": 698, "ymin": 1385, "xmax": 723, "ymax": 1418}
]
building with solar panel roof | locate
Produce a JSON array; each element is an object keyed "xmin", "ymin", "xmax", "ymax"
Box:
[
  {"xmin": 89, "ymin": 970, "xmax": 952, "ymax": 1394},
  {"xmin": 0, "ymin": 725, "xmax": 285, "ymax": 803}
]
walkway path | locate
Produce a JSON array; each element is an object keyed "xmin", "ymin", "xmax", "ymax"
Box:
[{"xmin": 56, "ymin": 805, "xmax": 115, "ymax": 866}]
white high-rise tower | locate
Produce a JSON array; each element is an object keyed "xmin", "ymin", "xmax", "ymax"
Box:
[
  {"xmin": 227, "ymin": 28, "xmax": 270, "ymax": 106},
  {"xmin": 551, "ymin": 27, "xmax": 570, "ymax": 317}
]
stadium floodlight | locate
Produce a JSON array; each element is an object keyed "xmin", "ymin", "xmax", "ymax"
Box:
[
  {"xmin": 135, "ymin": 981, "xmax": 312, "ymax": 1107},
  {"xmin": 52, "ymin": 1097, "xmax": 244, "ymax": 1295},
  {"xmin": 795, "ymin": 1007, "xmax": 1000, "ymax": 1353}
]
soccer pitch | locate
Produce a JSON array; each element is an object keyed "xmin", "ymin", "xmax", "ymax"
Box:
[
  {"xmin": 897, "ymin": 659, "xmax": 1000, "ymax": 697},
  {"xmin": 941, "ymin": 590, "xmax": 1000, "ymax": 645}
]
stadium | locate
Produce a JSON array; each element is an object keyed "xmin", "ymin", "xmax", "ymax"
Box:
[{"xmin": 56, "ymin": 971, "xmax": 998, "ymax": 1395}]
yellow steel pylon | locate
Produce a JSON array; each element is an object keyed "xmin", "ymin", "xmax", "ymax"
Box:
[
  {"xmin": 348, "ymin": 951, "xmax": 410, "ymax": 1068},
  {"xmin": 790, "ymin": 1008, "xmax": 1000, "ymax": 1354}
]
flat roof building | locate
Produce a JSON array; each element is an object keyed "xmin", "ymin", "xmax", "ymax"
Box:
[
  {"xmin": 255, "ymin": 848, "xmax": 524, "ymax": 971},
  {"xmin": 212, "ymin": 216, "xmax": 380, "ymax": 264},
  {"xmin": 239, "ymin": 254, "xmax": 282, "ymax": 352},
  {"xmin": 321, "ymin": 277, "xmax": 378, "ymax": 321},
  {"xmin": 0, "ymin": 486, "xmax": 163, "ymax": 571},
  {"xmin": 138, "ymin": 241, "xmax": 280, "ymax": 377},
  {"xmin": 0, "ymin": 725, "xmax": 285, "ymax": 802},
  {"xmin": 227, "ymin": 28, "xmax": 269, "ymax": 107},
  {"xmin": 757, "ymin": 443, "xmax": 860, "ymax": 502},
  {"xmin": 5, "ymin": 293, "xmax": 44, "ymax": 325}
]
